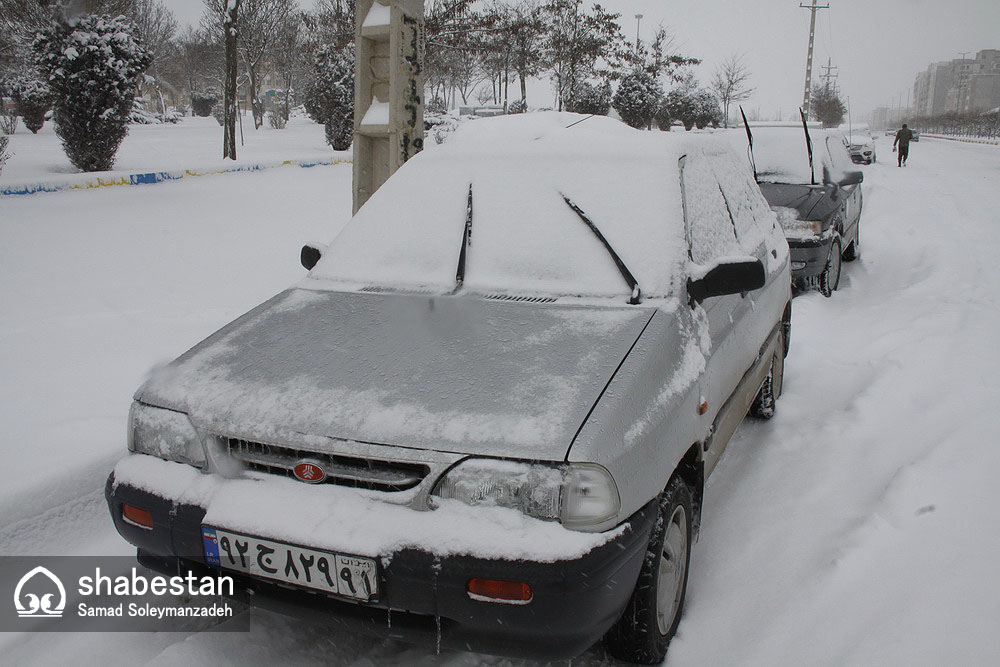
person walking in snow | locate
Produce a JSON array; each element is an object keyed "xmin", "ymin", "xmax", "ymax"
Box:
[{"xmin": 893, "ymin": 124, "xmax": 914, "ymax": 167}]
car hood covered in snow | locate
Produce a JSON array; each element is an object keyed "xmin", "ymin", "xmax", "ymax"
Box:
[
  {"xmin": 758, "ymin": 181, "xmax": 840, "ymax": 224},
  {"xmin": 136, "ymin": 288, "xmax": 653, "ymax": 460}
]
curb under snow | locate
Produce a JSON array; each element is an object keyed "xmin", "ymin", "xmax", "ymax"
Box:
[{"xmin": 0, "ymin": 157, "xmax": 352, "ymax": 197}]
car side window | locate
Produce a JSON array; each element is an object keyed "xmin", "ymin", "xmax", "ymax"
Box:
[
  {"xmin": 680, "ymin": 151, "xmax": 742, "ymax": 266},
  {"xmin": 825, "ymin": 136, "xmax": 854, "ymax": 181}
]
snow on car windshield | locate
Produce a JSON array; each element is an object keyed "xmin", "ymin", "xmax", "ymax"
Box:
[
  {"xmin": 728, "ymin": 127, "xmax": 853, "ymax": 186},
  {"xmin": 309, "ymin": 113, "xmax": 700, "ymax": 299}
]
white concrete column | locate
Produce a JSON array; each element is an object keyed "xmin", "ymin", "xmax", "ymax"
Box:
[{"xmin": 353, "ymin": 0, "xmax": 425, "ymax": 214}]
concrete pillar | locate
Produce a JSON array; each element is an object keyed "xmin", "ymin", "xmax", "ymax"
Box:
[{"xmin": 353, "ymin": 0, "xmax": 425, "ymax": 214}]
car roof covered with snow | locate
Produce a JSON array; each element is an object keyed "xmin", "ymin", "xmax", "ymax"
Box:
[{"xmin": 308, "ymin": 112, "xmax": 759, "ymax": 300}]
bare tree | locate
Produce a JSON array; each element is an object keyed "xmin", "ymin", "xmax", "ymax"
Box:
[
  {"xmin": 710, "ymin": 52, "xmax": 754, "ymax": 128},
  {"xmin": 223, "ymin": 0, "xmax": 240, "ymax": 159},
  {"xmin": 205, "ymin": 0, "xmax": 296, "ymax": 129},
  {"xmin": 171, "ymin": 26, "xmax": 225, "ymax": 110},
  {"xmin": 270, "ymin": 11, "xmax": 307, "ymax": 123},
  {"xmin": 543, "ymin": 0, "xmax": 624, "ymax": 111},
  {"xmin": 128, "ymin": 0, "xmax": 179, "ymax": 117},
  {"xmin": 305, "ymin": 0, "xmax": 354, "ymax": 50}
]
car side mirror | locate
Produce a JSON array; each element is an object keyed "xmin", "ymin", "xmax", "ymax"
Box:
[
  {"xmin": 300, "ymin": 243, "xmax": 327, "ymax": 270},
  {"xmin": 687, "ymin": 257, "xmax": 766, "ymax": 304},
  {"xmin": 839, "ymin": 170, "xmax": 863, "ymax": 186}
]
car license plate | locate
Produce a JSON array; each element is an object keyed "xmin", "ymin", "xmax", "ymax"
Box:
[{"xmin": 201, "ymin": 526, "xmax": 377, "ymax": 601}]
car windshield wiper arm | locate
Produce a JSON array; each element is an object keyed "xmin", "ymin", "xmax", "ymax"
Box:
[
  {"xmin": 562, "ymin": 195, "xmax": 641, "ymax": 304},
  {"xmin": 454, "ymin": 184, "xmax": 473, "ymax": 291}
]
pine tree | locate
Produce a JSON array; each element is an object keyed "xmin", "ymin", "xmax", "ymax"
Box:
[
  {"xmin": 612, "ymin": 71, "xmax": 662, "ymax": 129},
  {"xmin": 33, "ymin": 15, "xmax": 150, "ymax": 172},
  {"xmin": 304, "ymin": 43, "xmax": 354, "ymax": 151},
  {"xmin": 810, "ymin": 85, "xmax": 846, "ymax": 128},
  {"xmin": 10, "ymin": 77, "xmax": 53, "ymax": 134},
  {"xmin": 568, "ymin": 80, "xmax": 612, "ymax": 115}
]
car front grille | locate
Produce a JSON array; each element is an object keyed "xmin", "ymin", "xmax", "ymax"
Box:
[{"xmin": 224, "ymin": 437, "xmax": 429, "ymax": 492}]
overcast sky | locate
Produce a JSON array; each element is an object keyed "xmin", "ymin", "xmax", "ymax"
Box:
[{"xmin": 169, "ymin": 0, "xmax": 1000, "ymax": 119}]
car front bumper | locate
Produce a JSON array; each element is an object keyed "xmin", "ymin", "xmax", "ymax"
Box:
[
  {"xmin": 106, "ymin": 473, "xmax": 657, "ymax": 660},
  {"xmin": 787, "ymin": 234, "xmax": 833, "ymax": 281}
]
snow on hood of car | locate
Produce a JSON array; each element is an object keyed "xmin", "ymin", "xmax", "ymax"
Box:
[
  {"xmin": 309, "ymin": 112, "xmax": 740, "ymax": 299},
  {"xmin": 112, "ymin": 454, "xmax": 624, "ymax": 562},
  {"xmin": 136, "ymin": 288, "xmax": 654, "ymax": 459}
]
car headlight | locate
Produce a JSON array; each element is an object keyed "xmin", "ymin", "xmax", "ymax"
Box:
[
  {"xmin": 801, "ymin": 220, "xmax": 823, "ymax": 235},
  {"xmin": 128, "ymin": 402, "xmax": 206, "ymax": 468},
  {"xmin": 431, "ymin": 458, "xmax": 621, "ymax": 530}
]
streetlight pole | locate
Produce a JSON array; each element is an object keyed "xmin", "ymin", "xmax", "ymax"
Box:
[{"xmin": 634, "ymin": 14, "xmax": 643, "ymax": 58}]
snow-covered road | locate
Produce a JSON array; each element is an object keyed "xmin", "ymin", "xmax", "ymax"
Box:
[{"xmin": 1, "ymin": 136, "xmax": 998, "ymax": 665}]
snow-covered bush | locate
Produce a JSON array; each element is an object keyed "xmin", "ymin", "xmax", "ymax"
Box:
[
  {"xmin": 130, "ymin": 101, "xmax": 160, "ymax": 124},
  {"xmin": 304, "ymin": 44, "xmax": 354, "ymax": 151},
  {"xmin": 211, "ymin": 103, "xmax": 225, "ymax": 126},
  {"xmin": 10, "ymin": 77, "xmax": 53, "ymax": 134},
  {"xmin": 664, "ymin": 88, "xmax": 698, "ymax": 131},
  {"xmin": 424, "ymin": 111, "xmax": 462, "ymax": 145},
  {"xmin": 426, "ymin": 95, "xmax": 447, "ymax": 115},
  {"xmin": 694, "ymin": 90, "xmax": 722, "ymax": 129},
  {"xmin": 507, "ymin": 98, "xmax": 527, "ymax": 114},
  {"xmin": 568, "ymin": 80, "xmax": 612, "ymax": 116},
  {"xmin": 0, "ymin": 108, "xmax": 15, "ymax": 134},
  {"xmin": 268, "ymin": 108, "xmax": 287, "ymax": 129},
  {"xmin": 654, "ymin": 99, "xmax": 674, "ymax": 131},
  {"xmin": 190, "ymin": 90, "xmax": 219, "ymax": 117},
  {"xmin": 33, "ymin": 15, "xmax": 151, "ymax": 172},
  {"xmin": 612, "ymin": 71, "xmax": 662, "ymax": 129}
]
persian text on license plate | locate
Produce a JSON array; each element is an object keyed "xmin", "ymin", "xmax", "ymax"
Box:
[{"xmin": 201, "ymin": 526, "xmax": 377, "ymax": 601}]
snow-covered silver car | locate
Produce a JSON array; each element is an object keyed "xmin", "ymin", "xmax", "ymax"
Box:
[
  {"xmin": 106, "ymin": 113, "xmax": 791, "ymax": 663},
  {"xmin": 848, "ymin": 132, "xmax": 877, "ymax": 164}
]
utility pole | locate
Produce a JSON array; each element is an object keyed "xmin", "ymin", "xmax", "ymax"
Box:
[
  {"xmin": 634, "ymin": 14, "xmax": 643, "ymax": 58},
  {"xmin": 800, "ymin": 0, "xmax": 829, "ymax": 118},
  {"xmin": 820, "ymin": 57, "xmax": 838, "ymax": 92}
]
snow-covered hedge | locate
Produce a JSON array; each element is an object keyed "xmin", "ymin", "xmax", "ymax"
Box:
[{"xmin": 34, "ymin": 15, "xmax": 151, "ymax": 172}]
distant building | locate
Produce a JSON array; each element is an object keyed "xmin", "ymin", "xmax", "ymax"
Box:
[{"xmin": 913, "ymin": 49, "xmax": 1000, "ymax": 116}]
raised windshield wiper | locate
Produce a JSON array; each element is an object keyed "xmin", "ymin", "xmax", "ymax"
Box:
[
  {"xmin": 453, "ymin": 184, "xmax": 473, "ymax": 291},
  {"xmin": 561, "ymin": 195, "xmax": 642, "ymax": 304},
  {"xmin": 799, "ymin": 107, "xmax": 816, "ymax": 185}
]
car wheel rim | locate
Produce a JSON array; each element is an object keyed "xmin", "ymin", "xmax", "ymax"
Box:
[{"xmin": 656, "ymin": 505, "xmax": 688, "ymax": 636}]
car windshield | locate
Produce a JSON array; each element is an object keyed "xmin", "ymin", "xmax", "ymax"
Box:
[
  {"xmin": 735, "ymin": 128, "xmax": 852, "ymax": 186},
  {"xmin": 309, "ymin": 114, "xmax": 692, "ymax": 299}
]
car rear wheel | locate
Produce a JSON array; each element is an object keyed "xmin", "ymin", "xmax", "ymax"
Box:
[
  {"xmin": 819, "ymin": 237, "xmax": 842, "ymax": 297},
  {"xmin": 605, "ymin": 477, "xmax": 693, "ymax": 665},
  {"xmin": 843, "ymin": 224, "xmax": 860, "ymax": 262},
  {"xmin": 750, "ymin": 329, "xmax": 784, "ymax": 419}
]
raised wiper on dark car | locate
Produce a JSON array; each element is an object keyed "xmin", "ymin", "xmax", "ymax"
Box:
[
  {"xmin": 562, "ymin": 195, "xmax": 642, "ymax": 304},
  {"xmin": 454, "ymin": 184, "xmax": 473, "ymax": 291}
]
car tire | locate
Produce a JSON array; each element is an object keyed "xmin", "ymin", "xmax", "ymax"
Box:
[
  {"xmin": 843, "ymin": 224, "xmax": 860, "ymax": 262},
  {"xmin": 750, "ymin": 328, "xmax": 784, "ymax": 419},
  {"xmin": 819, "ymin": 236, "xmax": 842, "ymax": 297},
  {"xmin": 605, "ymin": 477, "xmax": 693, "ymax": 665}
]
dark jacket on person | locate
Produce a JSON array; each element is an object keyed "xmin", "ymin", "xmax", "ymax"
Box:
[{"xmin": 894, "ymin": 128, "xmax": 913, "ymax": 147}]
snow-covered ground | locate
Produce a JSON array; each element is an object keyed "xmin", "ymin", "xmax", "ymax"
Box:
[
  {"xmin": 2, "ymin": 130, "xmax": 999, "ymax": 665},
  {"xmin": 0, "ymin": 114, "xmax": 344, "ymax": 188}
]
